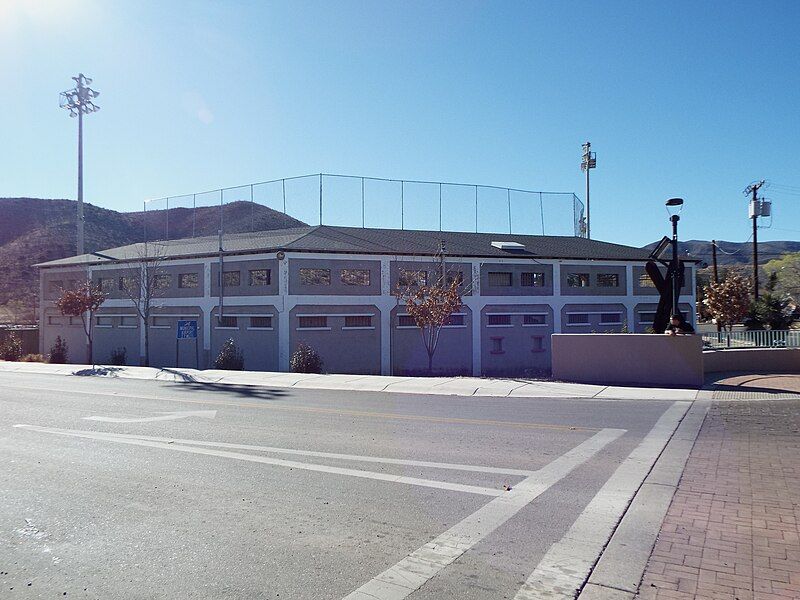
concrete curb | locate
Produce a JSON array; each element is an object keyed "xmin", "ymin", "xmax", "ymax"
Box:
[
  {"xmin": 577, "ymin": 399, "xmax": 711, "ymax": 599},
  {"xmin": 0, "ymin": 361, "xmax": 703, "ymax": 401}
]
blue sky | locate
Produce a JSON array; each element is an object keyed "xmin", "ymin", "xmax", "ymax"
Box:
[{"xmin": 1, "ymin": 0, "xmax": 799, "ymax": 246}]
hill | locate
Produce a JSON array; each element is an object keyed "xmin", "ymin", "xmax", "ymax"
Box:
[
  {"xmin": 0, "ymin": 198, "xmax": 305, "ymax": 324},
  {"xmin": 643, "ymin": 239, "xmax": 800, "ymax": 268}
]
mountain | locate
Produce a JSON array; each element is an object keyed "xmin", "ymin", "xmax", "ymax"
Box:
[
  {"xmin": 643, "ymin": 239, "xmax": 800, "ymax": 268},
  {"xmin": 0, "ymin": 198, "xmax": 305, "ymax": 324}
]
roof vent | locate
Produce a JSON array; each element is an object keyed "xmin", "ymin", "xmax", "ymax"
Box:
[{"xmin": 491, "ymin": 240, "xmax": 526, "ymax": 251}]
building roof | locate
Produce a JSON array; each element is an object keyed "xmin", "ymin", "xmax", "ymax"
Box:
[{"xmin": 36, "ymin": 225, "xmax": 655, "ymax": 268}]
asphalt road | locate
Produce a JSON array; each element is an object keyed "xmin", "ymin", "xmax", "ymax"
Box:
[{"xmin": 0, "ymin": 371, "xmax": 689, "ymax": 599}]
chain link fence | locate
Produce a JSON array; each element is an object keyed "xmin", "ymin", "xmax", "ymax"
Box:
[{"xmin": 142, "ymin": 173, "xmax": 585, "ymax": 243}]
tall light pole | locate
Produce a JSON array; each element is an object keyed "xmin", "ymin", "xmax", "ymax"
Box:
[
  {"xmin": 580, "ymin": 141, "xmax": 596, "ymax": 239},
  {"xmin": 666, "ymin": 197, "xmax": 684, "ymax": 317},
  {"xmin": 60, "ymin": 73, "xmax": 100, "ymax": 257}
]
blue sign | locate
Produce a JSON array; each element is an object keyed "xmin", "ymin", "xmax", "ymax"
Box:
[{"xmin": 176, "ymin": 320, "xmax": 198, "ymax": 340}]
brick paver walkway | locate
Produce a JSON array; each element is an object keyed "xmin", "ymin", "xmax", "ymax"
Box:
[{"xmin": 637, "ymin": 400, "xmax": 800, "ymax": 600}]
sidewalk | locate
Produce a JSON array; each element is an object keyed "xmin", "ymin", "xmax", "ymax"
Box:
[
  {"xmin": 0, "ymin": 361, "xmax": 704, "ymax": 401},
  {"xmin": 636, "ymin": 397, "xmax": 800, "ymax": 600}
]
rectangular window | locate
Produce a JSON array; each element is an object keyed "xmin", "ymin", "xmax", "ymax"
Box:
[
  {"xmin": 487, "ymin": 314, "xmax": 512, "ymax": 326},
  {"xmin": 223, "ymin": 271, "xmax": 241, "ymax": 287},
  {"xmin": 340, "ymin": 269, "xmax": 370, "ymax": 286},
  {"xmin": 531, "ymin": 336, "xmax": 545, "ymax": 352},
  {"xmin": 249, "ymin": 316, "xmax": 272, "ymax": 329},
  {"xmin": 98, "ymin": 278, "xmax": 115, "ymax": 293},
  {"xmin": 599, "ymin": 313, "xmax": 622, "ymax": 325},
  {"xmin": 521, "ymin": 272, "xmax": 545, "ymax": 287},
  {"xmin": 248, "ymin": 269, "xmax": 271, "ymax": 286},
  {"xmin": 300, "ymin": 268, "xmax": 331, "ymax": 286},
  {"xmin": 95, "ymin": 316, "xmax": 114, "ymax": 327},
  {"xmin": 151, "ymin": 316, "xmax": 170, "ymax": 328},
  {"xmin": 566, "ymin": 313, "xmax": 590, "ymax": 325},
  {"xmin": 398, "ymin": 269, "xmax": 427, "ymax": 287},
  {"xmin": 597, "ymin": 273, "xmax": 620, "ymax": 287},
  {"xmin": 47, "ymin": 315, "xmax": 63, "ymax": 325},
  {"xmin": 298, "ymin": 315, "xmax": 328, "ymax": 329},
  {"xmin": 178, "ymin": 273, "xmax": 199, "ymax": 289},
  {"xmin": 523, "ymin": 314, "xmax": 546, "ymax": 325},
  {"xmin": 638, "ymin": 274, "xmax": 657, "ymax": 288},
  {"xmin": 344, "ymin": 315, "xmax": 372, "ymax": 328},
  {"xmin": 638, "ymin": 311, "xmax": 657, "ymax": 324},
  {"xmin": 119, "ymin": 276, "xmax": 138, "ymax": 292},
  {"xmin": 488, "ymin": 272, "xmax": 513, "ymax": 287},
  {"xmin": 445, "ymin": 314, "xmax": 465, "ymax": 326},
  {"xmin": 397, "ymin": 315, "xmax": 416, "ymax": 327},
  {"xmin": 154, "ymin": 274, "xmax": 172, "ymax": 290},
  {"xmin": 490, "ymin": 337, "xmax": 504, "ymax": 354},
  {"xmin": 217, "ymin": 315, "xmax": 238, "ymax": 328},
  {"xmin": 48, "ymin": 280, "xmax": 63, "ymax": 294},
  {"xmin": 567, "ymin": 273, "xmax": 590, "ymax": 287},
  {"xmin": 120, "ymin": 316, "xmax": 138, "ymax": 327}
]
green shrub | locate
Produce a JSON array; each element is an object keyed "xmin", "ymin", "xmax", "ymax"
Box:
[
  {"xmin": 214, "ymin": 338, "xmax": 244, "ymax": 370},
  {"xmin": 290, "ymin": 342, "xmax": 323, "ymax": 374},
  {"xmin": 49, "ymin": 336, "xmax": 69, "ymax": 364},
  {"xmin": 0, "ymin": 332, "xmax": 23, "ymax": 361},
  {"xmin": 110, "ymin": 347, "xmax": 127, "ymax": 365},
  {"xmin": 20, "ymin": 353, "xmax": 47, "ymax": 363}
]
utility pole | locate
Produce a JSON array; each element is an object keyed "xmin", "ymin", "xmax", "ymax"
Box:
[
  {"xmin": 744, "ymin": 180, "xmax": 765, "ymax": 300},
  {"xmin": 711, "ymin": 240, "xmax": 720, "ymax": 334},
  {"xmin": 711, "ymin": 240, "xmax": 719, "ymax": 283},
  {"xmin": 580, "ymin": 142, "xmax": 596, "ymax": 239},
  {"xmin": 60, "ymin": 74, "xmax": 100, "ymax": 257}
]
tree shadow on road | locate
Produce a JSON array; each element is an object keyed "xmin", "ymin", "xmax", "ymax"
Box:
[
  {"xmin": 73, "ymin": 367, "xmax": 125, "ymax": 377},
  {"xmin": 164, "ymin": 379, "xmax": 290, "ymax": 401}
]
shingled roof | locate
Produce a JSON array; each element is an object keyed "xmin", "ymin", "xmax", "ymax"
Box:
[{"xmin": 36, "ymin": 225, "xmax": 653, "ymax": 267}]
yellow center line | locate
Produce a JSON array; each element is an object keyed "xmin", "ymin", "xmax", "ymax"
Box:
[{"xmin": 2, "ymin": 383, "xmax": 597, "ymax": 432}]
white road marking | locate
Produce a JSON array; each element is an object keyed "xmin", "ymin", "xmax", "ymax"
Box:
[
  {"xmin": 36, "ymin": 429, "xmax": 534, "ymax": 476},
  {"xmin": 82, "ymin": 410, "xmax": 217, "ymax": 423},
  {"xmin": 512, "ymin": 401, "xmax": 690, "ymax": 600},
  {"xmin": 342, "ymin": 427, "xmax": 626, "ymax": 600},
  {"xmin": 13, "ymin": 425, "xmax": 504, "ymax": 497}
]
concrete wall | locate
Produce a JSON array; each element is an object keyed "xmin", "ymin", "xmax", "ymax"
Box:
[
  {"xmin": 289, "ymin": 258, "xmax": 382, "ymax": 296},
  {"xmin": 390, "ymin": 261, "xmax": 473, "ymax": 295},
  {"xmin": 211, "ymin": 258, "xmax": 278, "ymax": 297},
  {"xmin": 561, "ymin": 303, "xmax": 628, "ymax": 333},
  {"xmin": 211, "ymin": 305, "xmax": 278, "ymax": 372},
  {"xmin": 146, "ymin": 306, "xmax": 204, "ymax": 369},
  {"xmin": 633, "ymin": 302, "xmax": 694, "ymax": 333},
  {"xmin": 479, "ymin": 263, "xmax": 553, "ymax": 297},
  {"xmin": 289, "ymin": 304, "xmax": 381, "ymax": 374},
  {"xmin": 391, "ymin": 305, "xmax": 473, "ymax": 376},
  {"xmin": 560, "ymin": 264, "xmax": 627, "ymax": 297},
  {"xmin": 93, "ymin": 307, "xmax": 142, "ymax": 365},
  {"xmin": 38, "ymin": 251, "xmax": 697, "ymax": 374},
  {"xmin": 480, "ymin": 304, "xmax": 553, "ymax": 376},
  {"xmin": 704, "ymin": 348, "xmax": 800, "ymax": 374},
  {"xmin": 42, "ymin": 268, "xmax": 86, "ymax": 302},
  {"xmin": 552, "ymin": 333, "xmax": 704, "ymax": 387}
]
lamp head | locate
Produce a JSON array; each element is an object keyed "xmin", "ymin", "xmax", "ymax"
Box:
[{"xmin": 665, "ymin": 197, "xmax": 684, "ymax": 217}]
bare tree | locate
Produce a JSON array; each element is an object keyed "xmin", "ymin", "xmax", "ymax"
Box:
[
  {"xmin": 394, "ymin": 247, "xmax": 471, "ymax": 374},
  {"xmin": 118, "ymin": 242, "xmax": 169, "ymax": 367}
]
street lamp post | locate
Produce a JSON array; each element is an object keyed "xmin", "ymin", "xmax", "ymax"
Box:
[
  {"xmin": 60, "ymin": 73, "xmax": 100, "ymax": 257},
  {"xmin": 666, "ymin": 198, "xmax": 684, "ymax": 318}
]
